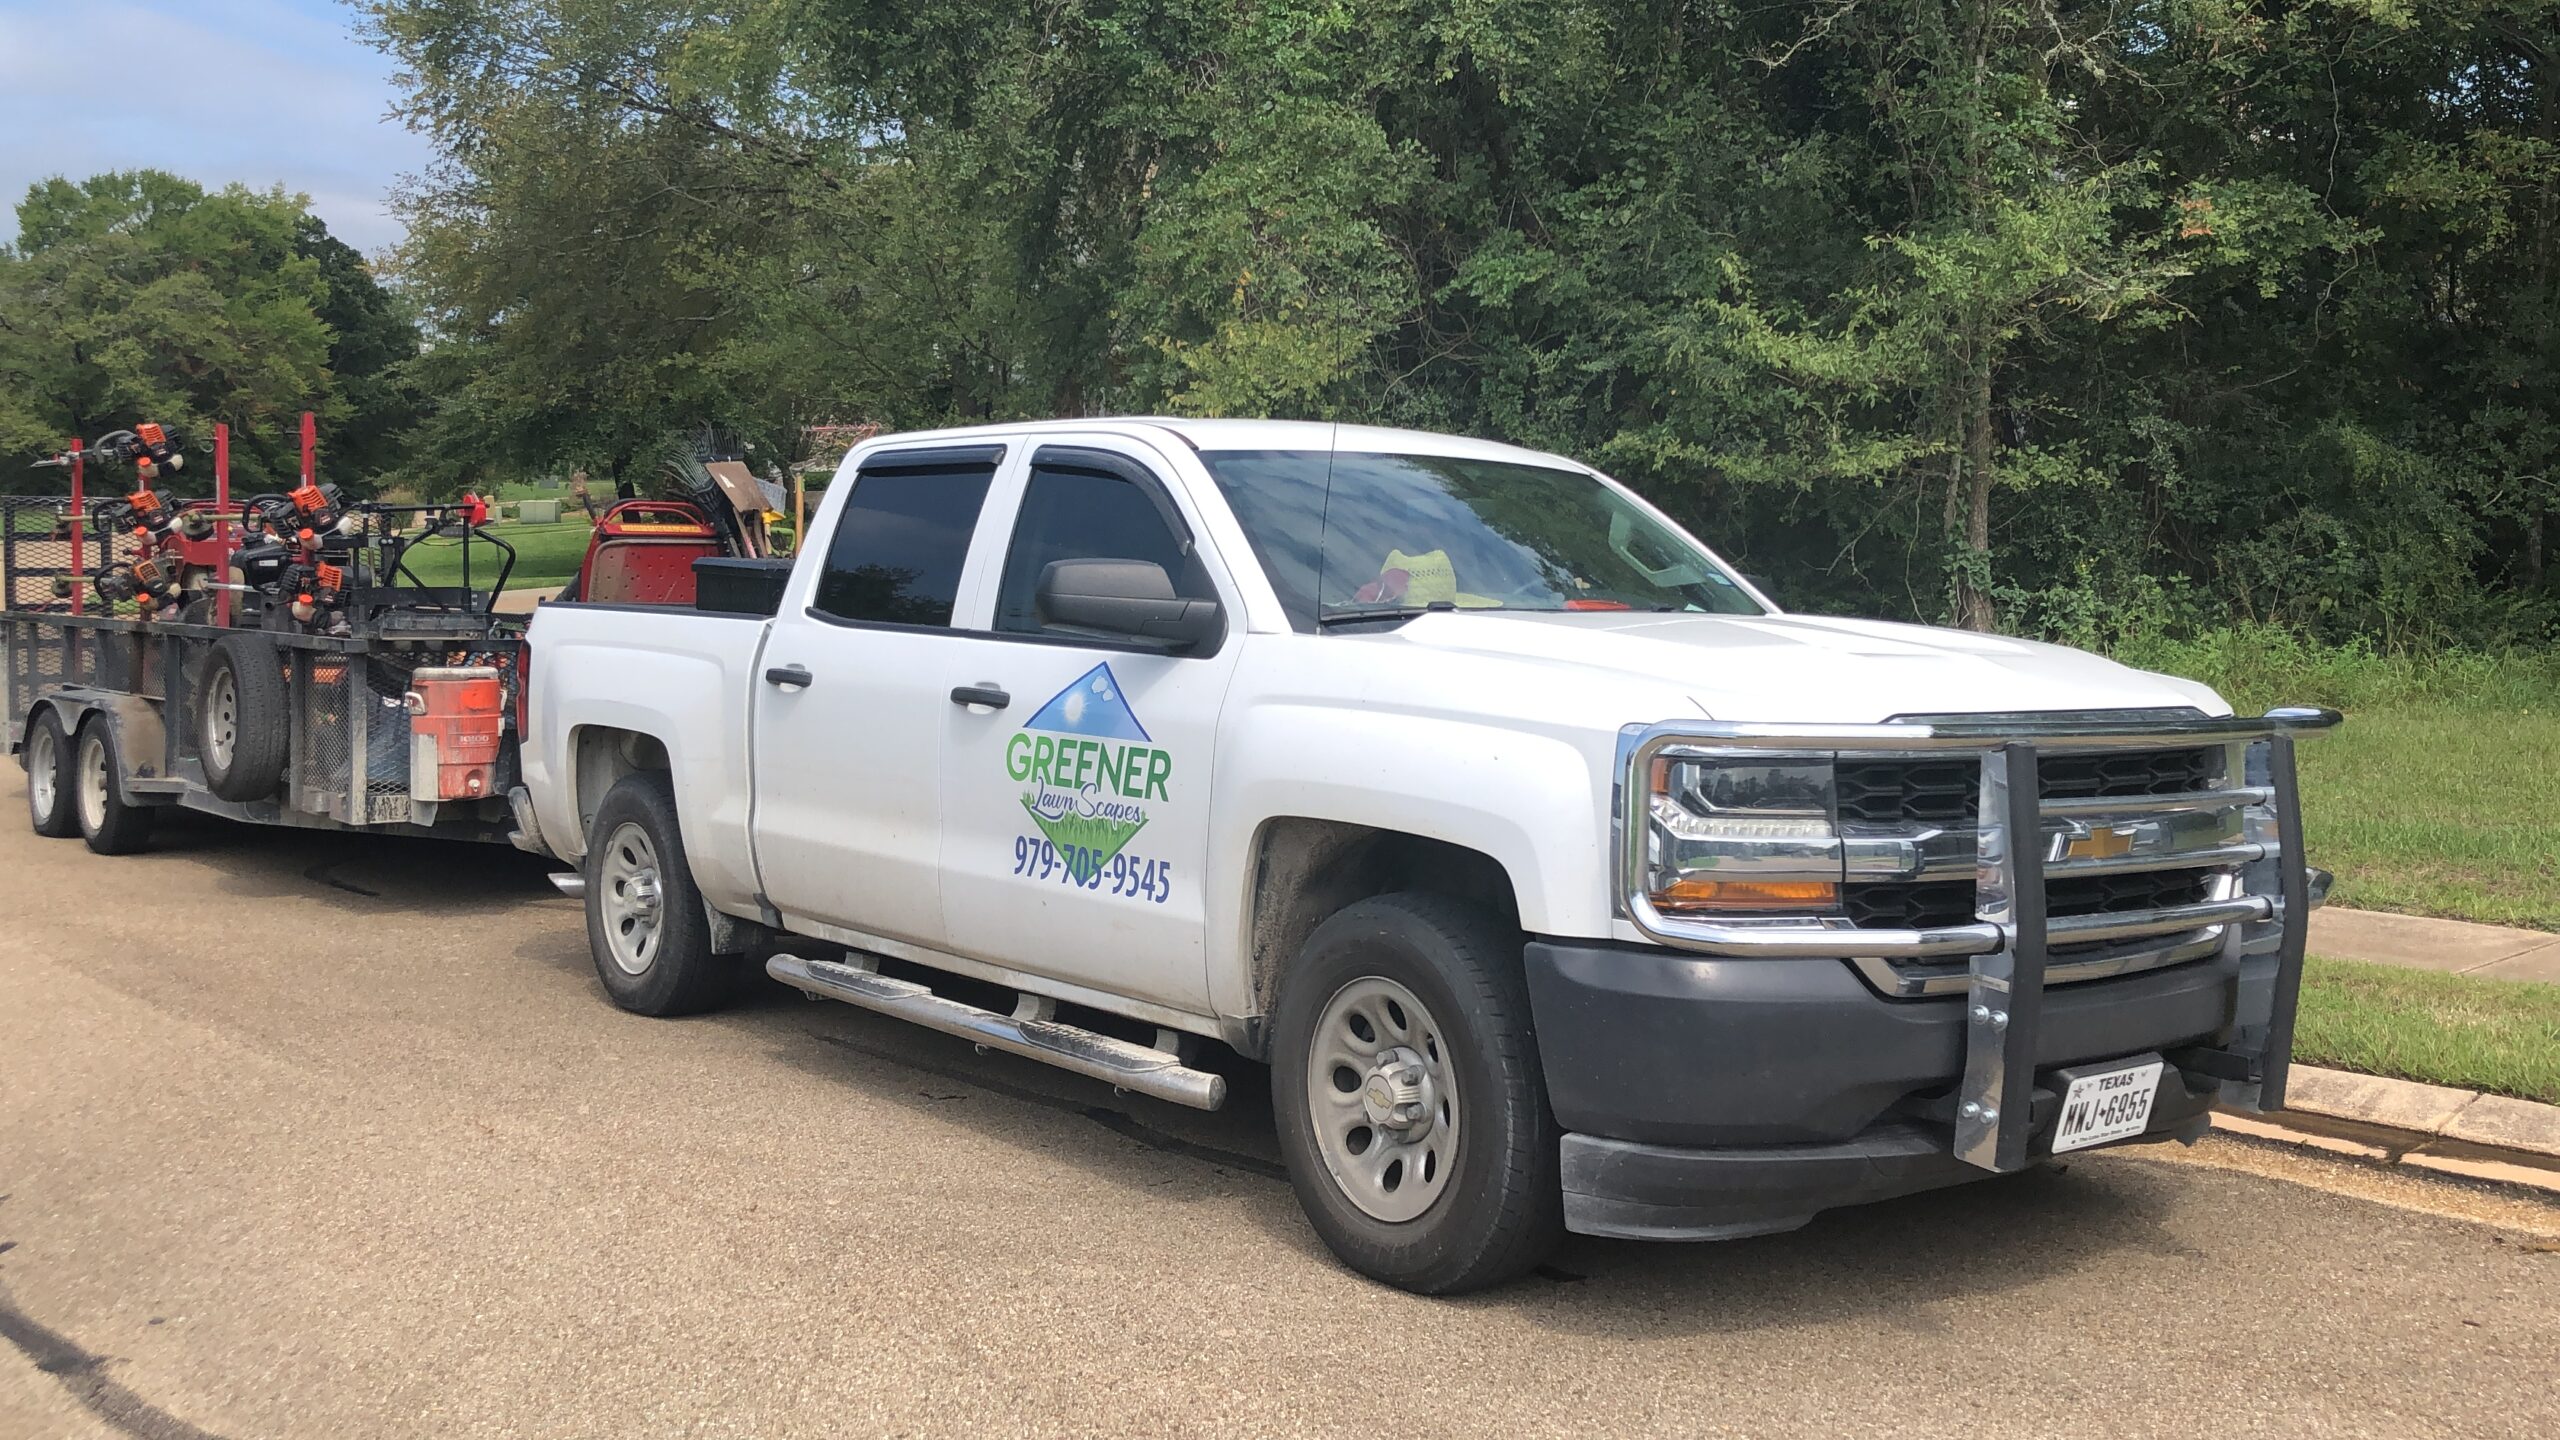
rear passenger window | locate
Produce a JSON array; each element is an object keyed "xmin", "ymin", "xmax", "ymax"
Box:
[
  {"xmin": 993, "ymin": 460, "xmax": 1216, "ymax": 635},
  {"xmin": 811, "ymin": 460, "xmax": 997, "ymax": 627}
]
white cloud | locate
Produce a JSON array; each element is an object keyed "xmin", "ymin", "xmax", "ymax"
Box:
[{"xmin": 0, "ymin": 0, "xmax": 432, "ymax": 253}]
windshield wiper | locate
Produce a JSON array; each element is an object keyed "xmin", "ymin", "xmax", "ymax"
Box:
[{"xmin": 1316, "ymin": 601, "xmax": 1459, "ymax": 628}]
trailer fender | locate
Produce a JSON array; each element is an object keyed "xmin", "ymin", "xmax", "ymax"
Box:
[{"xmin": 32, "ymin": 689, "xmax": 175, "ymax": 804}]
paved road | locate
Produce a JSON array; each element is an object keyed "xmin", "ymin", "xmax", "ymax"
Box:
[{"xmin": 2, "ymin": 772, "xmax": 2555, "ymax": 1439}]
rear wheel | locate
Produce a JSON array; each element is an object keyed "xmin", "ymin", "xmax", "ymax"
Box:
[
  {"xmin": 583, "ymin": 771, "xmax": 740, "ymax": 1016},
  {"xmin": 24, "ymin": 707, "xmax": 77, "ymax": 837},
  {"xmin": 73, "ymin": 719, "xmax": 153, "ymax": 855},
  {"xmin": 1270, "ymin": 892, "xmax": 1562, "ymax": 1294}
]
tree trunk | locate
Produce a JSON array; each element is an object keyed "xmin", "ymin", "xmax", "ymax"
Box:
[{"xmin": 1953, "ymin": 360, "xmax": 1998, "ymax": 632}]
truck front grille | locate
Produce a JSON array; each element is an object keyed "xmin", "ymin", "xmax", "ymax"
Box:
[
  {"xmin": 1835, "ymin": 746, "xmax": 2223, "ymax": 826},
  {"xmin": 1846, "ymin": 869, "xmax": 2217, "ymax": 942},
  {"xmin": 1834, "ymin": 742, "xmax": 2247, "ymax": 990}
]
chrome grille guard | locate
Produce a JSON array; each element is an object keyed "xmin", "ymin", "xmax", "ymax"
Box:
[{"xmin": 1615, "ymin": 706, "xmax": 2343, "ymax": 1173}]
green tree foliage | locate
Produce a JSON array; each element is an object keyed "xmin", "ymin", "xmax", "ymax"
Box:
[
  {"xmin": 369, "ymin": 0, "xmax": 2560, "ymax": 645},
  {"xmin": 0, "ymin": 170, "xmax": 419, "ymax": 495}
]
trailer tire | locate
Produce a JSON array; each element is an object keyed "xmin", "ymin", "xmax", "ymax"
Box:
[
  {"xmin": 197, "ymin": 632, "xmax": 290, "ymax": 801},
  {"xmin": 583, "ymin": 771, "xmax": 740, "ymax": 1017},
  {"xmin": 1270, "ymin": 892, "xmax": 1563, "ymax": 1295},
  {"xmin": 73, "ymin": 718, "xmax": 153, "ymax": 855},
  {"xmin": 24, "ymin": 706, "xmax": 78, "ymax": 838}
]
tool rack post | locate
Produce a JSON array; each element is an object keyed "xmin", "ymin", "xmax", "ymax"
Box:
[
  {"xmin": 68, "ymin": 438, "xmax": 84, "ymax": 618},
  {"xmin": 215, "ymin": 423, "xmax": 233, "ymax": 627}
]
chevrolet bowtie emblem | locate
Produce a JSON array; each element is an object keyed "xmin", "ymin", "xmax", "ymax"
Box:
[{"xmin": 2065, "ymin": 827, "xmax": 2137, "ymax": 861}]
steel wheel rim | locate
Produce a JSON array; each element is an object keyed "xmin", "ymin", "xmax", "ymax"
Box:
[
  {"xmin": 206, "ymin": 670, "xmax": 238, "ymax": 771},
  {"xmin": 27, "ymin": 723, "xmax": 58, "ymax": 819},
  {"xmin": 1306, "ymin": 975, "xmax": 1460, "ymax": 1223},
  {"xmin": 599, "ymin": 821, "xmax": 665, "ymax": 976},
  {"xmin": 77, "ymin": 731, "xmax": 109, "ymax": 833}
]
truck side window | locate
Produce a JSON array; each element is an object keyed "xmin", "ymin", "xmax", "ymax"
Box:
[
  {"xmin": 811, "ymin": 464, "xmax": 996, "ymax": 627},
  {"xmin": 992, "ymin": 462, "xmax": 1216, "ymax": 635}
]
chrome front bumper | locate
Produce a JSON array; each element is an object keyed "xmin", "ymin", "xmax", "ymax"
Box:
[{"xmin": 1614, "ymin": 706, "xmax": 2341, "ymax": 1173}]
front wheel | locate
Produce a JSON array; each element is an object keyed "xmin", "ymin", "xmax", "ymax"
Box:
[
  {"xmin": 582, "ymin": 771, "xmax": 740, "ymax": 1016},
  {"xmin": 1270, "ymin": 892, "xmax": 1562, "ymax": 1294}
]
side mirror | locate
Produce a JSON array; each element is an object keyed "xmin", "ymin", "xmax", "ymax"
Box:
[{"xmin": 1036, "ymin": 559, "xmax": 1223, "ymax": 653}]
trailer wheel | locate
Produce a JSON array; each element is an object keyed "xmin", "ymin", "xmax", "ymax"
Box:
[
  {"xmin": 583, "ymin": 771, "xmax": 739, "ymax": 1016},
  {"xmin": 1270, "ymin": 892, "xmax": 1562, "ymax": 1294},
  {"xmin": 197, "ymin": 632, "xmax": 290, "ymax": 801},
  {"xmin": 73, "ymin": 719, "xmax": 153, "ymax": 855},
  {"xmin": 24, "ymin": 707, "xmax": 78, "ymax": 838}
]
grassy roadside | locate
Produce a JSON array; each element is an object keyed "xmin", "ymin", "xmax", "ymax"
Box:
[
  {"xmin": 2115, "ymin": 629, "xmax": 2560, "ymax": 930},
  {"xmin": 2292, "ymin": 956, "xmax": 2560, "ymax": 1105},
  {"xmin": 2293, "ymin": 708, "xmax": 2560, "ymax": 930}
]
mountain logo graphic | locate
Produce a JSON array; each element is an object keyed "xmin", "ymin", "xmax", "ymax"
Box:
[
  {"xmin": 1022, "ymin": 663, "xmax": 1152, "ymax": 742},
  {"xmin": 1012, "ymin": 664, "xmax": 1164, "ymax": 883}
]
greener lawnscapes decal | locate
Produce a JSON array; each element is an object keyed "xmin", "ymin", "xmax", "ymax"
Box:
[{"xmin": 1006, "ymin": 663, "xmax": 1173, "ymax": 902}]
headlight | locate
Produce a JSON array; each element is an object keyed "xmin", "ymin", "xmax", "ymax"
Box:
[{"xmin": 1642, "ymin": 756, "xmax": 1842, "ymax": 913}]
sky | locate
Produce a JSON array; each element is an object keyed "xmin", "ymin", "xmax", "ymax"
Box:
[{"xmin": 0, "ymin": 0, "xmax": 431, "ymax": 254}]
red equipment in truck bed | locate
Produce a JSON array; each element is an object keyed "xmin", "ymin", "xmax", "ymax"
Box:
[{"xmin": 576, "ymin": 500, "xmax": 726, "ymax": 606}]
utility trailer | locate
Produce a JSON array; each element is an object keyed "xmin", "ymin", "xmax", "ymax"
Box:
[{"xmin": 3, "ymin": 493, "xmax": 528, "ymax": 851}]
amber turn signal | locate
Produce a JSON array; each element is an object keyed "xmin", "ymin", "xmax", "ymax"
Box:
[{"xmin": 1655, "ymin": 878, "xmax": 1839, "ymax": 912}]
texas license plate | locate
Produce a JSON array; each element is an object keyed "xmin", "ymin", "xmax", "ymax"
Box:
[{"xmin": 2051, "ymin": 1058, "xmax": 2165, "ymax": 1154}]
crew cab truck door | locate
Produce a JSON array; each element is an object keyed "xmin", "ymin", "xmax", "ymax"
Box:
[
  {"xmin": 750, "ymin": 444, "xmax": 1009, "ymax": 947},
  {"xmin": 935, "ymin": 439, "xmax": 1243, "ymax": 1013}
]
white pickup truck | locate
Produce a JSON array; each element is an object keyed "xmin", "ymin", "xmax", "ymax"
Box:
[{"xmin": 516, "ymin": 419, "xmax": 2337, "ymax": 1293}]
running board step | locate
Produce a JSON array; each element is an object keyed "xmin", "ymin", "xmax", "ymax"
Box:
[{"xmin": 767, "ymin": 954, "xmax": 1228, "ymax": 1111}]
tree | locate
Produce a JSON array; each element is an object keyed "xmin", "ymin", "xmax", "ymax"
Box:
[
  {"xmin": 0, "ymin": 170, "xmax": 420, "ymax": 494},
  {"xmin": 373, "ymin": 0, "xmax": 2560, "ymax": 647}
]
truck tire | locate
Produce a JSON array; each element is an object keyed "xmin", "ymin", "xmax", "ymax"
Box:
[
  {"xmin": 1270, "ymin": 892, "xmax": 1563, "ymax": 1294},
  {"xmin": 72, "ymin": 718, "xmax": 154, "ymax": 855},
  {"xmin": 582, "ymin": 771, "xmax": 741, "ymax": 1016},
  {"xmin": 197, "ymin": 632, "xmax": 290, "ymax": 801},
  {"xmin": 24, "ymin": 706, "xmax": 78, "ymax": 838}
]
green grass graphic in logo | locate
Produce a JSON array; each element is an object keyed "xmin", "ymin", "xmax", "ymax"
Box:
[{"xmin": 1021, "ymin": 800, "xmax": 1148, "ymax": 884}]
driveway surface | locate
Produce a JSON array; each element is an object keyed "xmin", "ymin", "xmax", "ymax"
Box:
[{"xmin": 1, "ymin": 771, "xmax": 2554, "ymax": 1438}]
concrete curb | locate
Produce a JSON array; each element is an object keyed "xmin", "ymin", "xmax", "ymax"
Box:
[
  {"xmin": 2309, "ymin": 907, "xmax": 2560, "ymax": 984},
  {"xmin": 2210, "ymin": 1064, "xmax": 2560, "ymax": 1196}
]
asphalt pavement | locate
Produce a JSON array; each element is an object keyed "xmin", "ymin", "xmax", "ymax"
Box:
[{"xmin": 2, "ymin": 770, "xmax": 2555, "ymax": 1438}]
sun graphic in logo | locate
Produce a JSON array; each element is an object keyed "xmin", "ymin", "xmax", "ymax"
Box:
[{"xmin": 1062, "ymin": 672, "xmax": 1114, "ymax": 728}]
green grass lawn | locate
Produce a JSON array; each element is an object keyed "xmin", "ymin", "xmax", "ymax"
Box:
[
  {"xmin": 2119, "ymin": 629, "xmax": 2560, "ymax": 930},
  {"xmin": 2294, "ymin": 707, "xmax": 2560, "ymax": 930},
  {"xmin": 398, "ymin": 519, "xmax": 591, "ymax": 591},
  {"xmin": 2293, "ymin": 956, "xmax": 2560, "ymax": 1105}
]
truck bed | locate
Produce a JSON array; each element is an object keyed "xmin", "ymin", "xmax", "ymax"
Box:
[{"xmin": 518, "ymin": 602, "xmax": 772, "ymax": 912}]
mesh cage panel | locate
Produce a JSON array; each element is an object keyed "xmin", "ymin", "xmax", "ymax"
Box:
[
  {"xmin": 0, "ymin": 495, "xmax": 164, "ymax": 620},
  {"xmin": 299, "ymin": 653, "xmax": 354, "ymax": 815},
  {"xmin": 2, "ymin": 496, "xmax": 83, "ymax": 614}
]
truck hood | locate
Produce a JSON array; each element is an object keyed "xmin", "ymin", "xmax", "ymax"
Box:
[{"xmin": 1378, "ymin": 610, "xmax": 2229, "ymax": 725}]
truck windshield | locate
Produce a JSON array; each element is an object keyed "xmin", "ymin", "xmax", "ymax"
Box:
[{"xmin": 1199, "ymin": 450, "xmax": 1764, "ymax": 631}]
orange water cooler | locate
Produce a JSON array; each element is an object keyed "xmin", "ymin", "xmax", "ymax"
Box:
[{"xmin": 405, "ymin": 666, "xmax": 505, "ymax": 806}]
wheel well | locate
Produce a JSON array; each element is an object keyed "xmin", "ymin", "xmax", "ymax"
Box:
[
  {"xmin": 570, "ymin": 725, "xmax": 670, "ymax": 844},
  {"xmin": 15, "ymin": 697, "xmax": 61, "ymax": 765},
  {"xmin": 1243, "ymin": 819, "xmax": 1522, "ymax": 1034}
]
